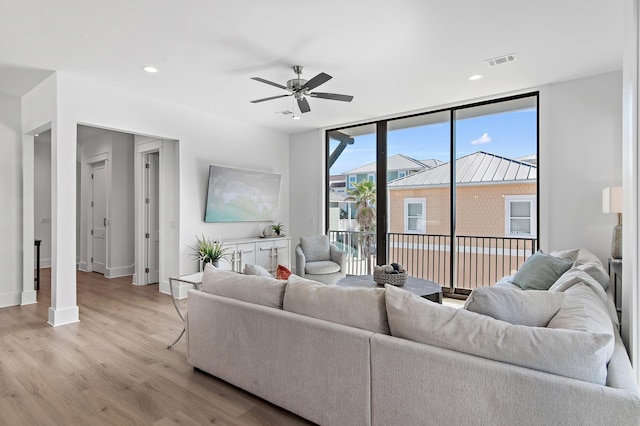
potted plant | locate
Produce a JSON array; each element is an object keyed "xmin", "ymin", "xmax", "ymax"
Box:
[
  {"xmin": 190, "ymin": 234, "xmax": 228, "ymax": 269},
  {"xmin": 271, "ymin": 222, "xmax": 284, "ymax": 237}
]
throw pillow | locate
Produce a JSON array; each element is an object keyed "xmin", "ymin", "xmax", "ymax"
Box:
[
  {"xmin": 385, "ymin": 284, "xmax": 613, "ymax": 385},
  {"xmin": 576, "ymin": 262, "xmax": 609, "ymax": 291},
  {"xmin": 511, "ymin": 252, "xmax": 573, "ymax": 290},
  {"xmin": 300, "ymin": 235, "xmax": 331, "ymax": 262},
  {"xmin": 549, "ymin": 248, "xmax": 580, "ymax": 263},
  {"xmin": 243, "ymin": 263, "xmax": 272, "ymax": 277},
  {"xmin": 276, "ymin": 264, "xmax": 292, "ymax": 280},
  {"xmin": 283, "ymin": 274, "xmax": 389, "ymax": 334},
  {"xmin": 464, "ymin": 286, "xmax": 565, "ymax": 327},
  {"xmin": 201, "ymin": 266, "xmax": 287, "ymax": 309}
]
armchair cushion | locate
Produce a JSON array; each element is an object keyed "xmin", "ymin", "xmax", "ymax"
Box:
[
  {"xmin": 305, "ymin": 260, "xmax": 341, "ymax": 275},
  {"xmin": 300, "ymin": 235, "xmax": 331, "ymax": 262}
]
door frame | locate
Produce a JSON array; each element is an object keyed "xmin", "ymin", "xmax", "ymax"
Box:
[
  {"xmin": 141, "ymin": 150, "xmax": 160, "ymax": 284},
  {"xmin": 84, "ymin": 152, "xmax": 110, "ymax": 274}
]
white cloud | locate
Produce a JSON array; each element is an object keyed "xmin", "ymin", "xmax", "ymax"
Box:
[{"xmin": 471, "ymin": 132, "xmax": 492, "ymax": 145}]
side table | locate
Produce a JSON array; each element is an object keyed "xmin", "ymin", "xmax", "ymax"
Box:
[
  {"xmin": 167, "ymin": 272, "xmax": 203, "ymax": 349},
  {"xmin": 608, "ymin": 258, "xmax": 622, "ymax": 324}
]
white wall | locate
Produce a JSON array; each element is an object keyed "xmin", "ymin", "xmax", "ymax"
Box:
[
  {"xmin": 289, "ymin": 71, "xmax": 623, "ymax": 267},
  {"xmin": 0, "ymin": 93, "xmax": 22, "ymax": 307}
]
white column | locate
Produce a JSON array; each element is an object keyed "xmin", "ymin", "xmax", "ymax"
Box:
[
  {"xmin": 622, "ymin": 0, "xmax": 639, "ymax": 383},
  {"xmin": 21, "ymin": 134, "xmax": 37, "ymax": 305},
  {"xmin": 48, "ymin": 119, "xmax": 79, "ymax": 326}
]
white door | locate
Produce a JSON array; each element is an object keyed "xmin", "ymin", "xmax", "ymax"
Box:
[
  {"xmin": 145, "ymin": 153, "xmax": 160, "ymax": 284},
  {"xmin": 92, "ymin": 163, "xmax": 107, "ymax": 274}
]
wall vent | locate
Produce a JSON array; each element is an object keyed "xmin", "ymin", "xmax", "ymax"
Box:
[{"xmin": 485, "ymin": 53, "xmax": 517, "ymax": 67}]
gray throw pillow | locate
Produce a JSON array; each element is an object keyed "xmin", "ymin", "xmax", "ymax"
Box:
[
  {"xmin": 511, "ymin": 252, "xmax": 573, "ymax": 290},
  {"xmin": 243, "ymin": 263, "xmax": 272, "ymax": 277},
  {"xmin": 464, "ymin": 286, "xmax": 565, "ymax": 327}
]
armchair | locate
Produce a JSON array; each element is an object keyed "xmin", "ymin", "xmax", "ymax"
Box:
[{"xmin": 295, "ymin": 235, "xmax": 347, "ymax": 285}]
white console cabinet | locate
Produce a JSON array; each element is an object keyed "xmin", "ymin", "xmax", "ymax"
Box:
[{"xmin": 221, "ymin": 237, "xmax": 290, "ymax": 274}]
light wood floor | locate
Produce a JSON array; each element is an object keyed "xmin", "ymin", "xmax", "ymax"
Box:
[{"xmin": 0, "ymin": 269, "xmax": 313, "ymax": 425}]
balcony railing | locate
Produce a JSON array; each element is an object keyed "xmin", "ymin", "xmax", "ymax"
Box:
[{"xmin": 328, "ymin": 230, "xmax": 537, "ymax": 295}]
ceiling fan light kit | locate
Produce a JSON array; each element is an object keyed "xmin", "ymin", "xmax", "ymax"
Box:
[{"xmin": 250, "ymin": 65, "xmax": 353, "ymax": 114}]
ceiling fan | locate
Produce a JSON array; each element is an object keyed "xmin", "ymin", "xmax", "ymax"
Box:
[{"xmin": 250, "ymin": 65, "xmax": 353, "ymax": 113}]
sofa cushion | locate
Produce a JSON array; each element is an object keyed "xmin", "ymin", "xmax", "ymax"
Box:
[
  {"xmin": 576, "ymin": 262, "xmax": 610, "ymax": 291},
  {"xmin": 511, "ymin": 252, "xmax": 573, "ymax": 290},
  {"xmin": 385, "ymin": 284, "xmax": 613, "ymax": 385},
  {"xmin": 300, "ymin": 235, "xmax": 331, "ymax": 262},
  {"xmin": 284, "ymin": 274, "xmax": 390, "ymax": 334},
  {"xmin": 243, "ymin": 263, "xmax": 272, "ymax": 277},
  {"xmin": 464, "ymin": 287, "xmax": 565, "ymax": 327},
  {"xmin": 201, "ymin": 264, "xmax": 286, "ymax": 309},
  {"xmin": 305, "ymin": 260, "xmax": 341, "ymax": 275}
]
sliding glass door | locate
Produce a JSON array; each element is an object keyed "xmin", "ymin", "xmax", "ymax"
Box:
[{"xmin": 326, "ymin": 93, "xmax": 538, "ymax": 293}]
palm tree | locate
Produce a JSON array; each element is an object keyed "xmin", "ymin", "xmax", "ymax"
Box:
[{"xmin": 346, "ymin": 179, "xmax": 376, "ymax": 266}]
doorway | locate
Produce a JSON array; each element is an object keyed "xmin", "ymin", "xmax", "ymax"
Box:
[
  {"xmin": 91, "ymin": 161, "xmax": 107, "ymax": 274},
  {"xmin": 143, "ymin": 152, "xmax": 160, "ymax": 284}
]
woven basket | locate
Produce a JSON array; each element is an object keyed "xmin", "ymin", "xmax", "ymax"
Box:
[{"xmin": 373, "ymin": 270, "xmax": 407, "ymax": 286}]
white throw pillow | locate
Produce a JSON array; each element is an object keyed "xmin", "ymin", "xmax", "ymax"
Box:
[
  {"xmin": 243, "ymin": 263, "xmax": 272, "ymax": 277},
  {"xmin": 385, "ymin": 284, "xmax": 613, "ymax": 385},
  {"xmin": 464, "ymin": 287, "xmax": 565, "ymax": 327}
]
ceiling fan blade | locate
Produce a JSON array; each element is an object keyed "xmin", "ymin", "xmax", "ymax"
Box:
[
  {"xmin": 303, "ymin": 72, "xmax": 332, "ymax": 91},
  {"xmin": 250, "ymin": 94, "xmax": 291, "ymax": 103},
  {"xmin": 297, "ymin": 97, "xmax": 311, "ymax": 113},
  {"xmin": 251, "ymin": 77, "xmax": 287, "ymax": 90},
  {"xmin": 309, "ymin": 92, "xmax": 354, "ymax": 102}
]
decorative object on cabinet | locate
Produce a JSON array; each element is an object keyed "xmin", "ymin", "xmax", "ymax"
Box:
[
  {"xmin": 602, "ymin": 186, "xmax": 622, "ymax": 259},
  {"xmin": 189, "ymin": 234, "xmax": 229, "ymax": 269}
]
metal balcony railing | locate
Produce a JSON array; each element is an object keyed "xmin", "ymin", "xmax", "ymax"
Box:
[{"xmin": 328, "ymin": 230, "xmax": 538, "ymax": 295}]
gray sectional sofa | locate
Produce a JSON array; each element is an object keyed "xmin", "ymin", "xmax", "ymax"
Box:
[{"xmin": 186, "ymin": 251, "xmax": 640, "ymax": 426}]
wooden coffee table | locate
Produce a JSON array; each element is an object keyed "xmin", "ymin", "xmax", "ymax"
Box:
[{"xmin": 336, "ymin": 274, "xmax": 442, "ymax": 304}]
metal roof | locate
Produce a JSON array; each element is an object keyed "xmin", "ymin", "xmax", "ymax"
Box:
[
  {"xmin": 343, "ymin": 154, "xmax": 435, "ymax": 174},
  {"xmin": 388, "ymin": 151, "xmax": 537, "ymax": 188}
]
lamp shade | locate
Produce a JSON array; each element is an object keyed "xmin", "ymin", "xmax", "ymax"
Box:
[{"xmin": 602, "ymin": 186, "xmax": 622, "ymax": 214}]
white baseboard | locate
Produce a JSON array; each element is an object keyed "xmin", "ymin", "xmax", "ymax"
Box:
[
  {"xmin": 160, "ymin": 280, "xmax": 190, "ymax": 299},
  {"xmin": 48, "ymin": 305, "xmax": 80, "ymax": 327},
  {"xmin": 21, "ymin": 290, "xmax": 37, "ymax": 305},
  {"xmin": 0, "ymin": 291, "xmax": 22, "ymax": 308},
  {"xmin": 78, "ymin": 261, "xmax": 88, "ymax": 271},
  {"xmin": 105, "ymin": 265, "xmax": 135, "ymax": 278}
]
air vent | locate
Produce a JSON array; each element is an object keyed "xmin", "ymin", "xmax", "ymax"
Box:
[
  {"xmin": 276, "ymin": 110, "xmax": 293, "ymax": 116},
  {"xmin": 485, "ymin": 53, "xmax": 517, "ymax": 67}
]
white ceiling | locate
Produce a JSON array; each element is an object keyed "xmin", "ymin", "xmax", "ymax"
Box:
[{"xmin": 0, "ymin": 0, "xmax": 622, "ymax": 134}]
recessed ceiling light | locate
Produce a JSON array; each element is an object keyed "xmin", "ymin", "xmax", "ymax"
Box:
[
  {"xmin": 143, "ymin": 66, "xmax": 158, "ymax": 73},
  {"xmin": 292, "ymin": 115, "xmax": 301, "ymax": 120},
  {"xmin": 468, "ymin": 74, "xmax": 484, "ymax": 81}
]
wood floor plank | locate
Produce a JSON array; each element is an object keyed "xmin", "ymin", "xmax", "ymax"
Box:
[{"xmin": 0, "ymin": 269, "xmax": 315, "ymax": 425}]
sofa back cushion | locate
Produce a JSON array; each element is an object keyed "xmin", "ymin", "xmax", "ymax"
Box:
[
  {"xmin": 464, "ymin": 287, "xmax": 565, "ymax": 327},
  {"xmin": 300, "ymin": 235, "xmax": 331, "ymax": 262},
  {"xmin": 201, "ymin": 264, "xmax": 286, "ymax": 309},
  {"xmin": 385, "ymin": 284, "xmax": 613, "ymax": 385},
  {"xmin": 284, "ymin": 274, "xmax": 390, "ymax": 334}
]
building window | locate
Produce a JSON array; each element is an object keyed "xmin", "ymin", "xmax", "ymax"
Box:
[
  {"xmin": 505, "ymin": 195, "xmax": 536, "ymax": 237},
  {"xmin": 405, "ymin": 198, "xmax": 426, "ymax": 233},
  {"xmin": 367, "ymin": 173, "xmax": 376, "ymax": 183},
  {"xmin": 348, "ymin": 175, "xmax": 356, "ymax": 188},
  {"xmin": 398, "ymin": 171, "xmax": 406, "ymax": 179}
]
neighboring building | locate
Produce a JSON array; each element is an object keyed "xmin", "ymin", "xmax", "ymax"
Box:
[
  {"xmin": 342, "ymin": 154, "xmax": 441, "ymax": 189},
  {"xmin": 388, "ymin": 151, "xmax": 537, "ymax": 238}
]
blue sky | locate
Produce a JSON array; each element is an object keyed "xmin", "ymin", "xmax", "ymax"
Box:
[{"xmin": 330, "ymin": 108, "xmax": 537, "ymax": 175}]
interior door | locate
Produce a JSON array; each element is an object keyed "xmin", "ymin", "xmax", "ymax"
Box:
[
  {"xmin": 92, "ymin": 163, "xmax": 107, "ymax": 274},
  {"xmin": 146, "ymin": 153, "xmax": 160, "ymax": 284}
]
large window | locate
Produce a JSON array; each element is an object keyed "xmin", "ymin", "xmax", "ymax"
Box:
[{"xmin": 326, "ymin": 93, "xmax": 538, "ymax": 291}]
